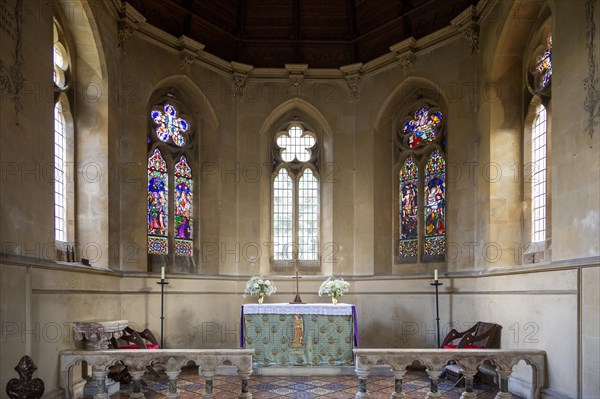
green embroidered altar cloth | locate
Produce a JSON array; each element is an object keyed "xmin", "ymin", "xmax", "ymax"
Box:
[{"xmin": 241, "ymin": 303, "xmax": 358, "ymax": 367}]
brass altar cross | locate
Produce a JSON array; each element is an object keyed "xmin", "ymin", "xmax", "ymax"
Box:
[{"xmin": 290, "ymin": 270, "xmax": 305, "ymax": 304}]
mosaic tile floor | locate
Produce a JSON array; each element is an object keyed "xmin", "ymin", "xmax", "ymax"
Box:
[{"xmin": 107, "ymin": 367, "xmax": 505, "ymax": 399}]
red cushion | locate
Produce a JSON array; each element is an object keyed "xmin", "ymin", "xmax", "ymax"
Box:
[
  {"xmin": 443, "ymin": 344, "xmax": 482, "ymax": 349},
  {"xmin": 118, "ymin": 343, "xmax": 159, "ymax": 349}
]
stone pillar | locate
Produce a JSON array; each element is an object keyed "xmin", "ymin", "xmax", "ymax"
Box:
[
  {"xmin": 165, "ymin": 370, "xmax": 182, "ymax": 398},
  {"xmin": 129, "ymin": 370, "xmax": 146, "ymax": 398},
  {"xmin": 459, "ymin": 370, "xmax": 478, "ymax": 399},
  {"xmin": 391, "ymin": 369, "xmax": 408, "ymax": 399},
  {"xmin": 201, "ymin": 370, "xmax": 216, "ymax": 399},
  {"xmin": 237, "ymin": 370, "xmax": 252, "ymax": 399},
  {"xmin": 425, "ymin": 369, "xmax": 443, "ymax": 399},
  {"xmin": 494, "ymin": 370, "xmax": 513, "ymax": 399},
  {"xmin": 355, "ymin": 369, "xmax": 370, "ymax": 399},
  {"xmin": 91, "ymin": 370, "xmax": 109, "ymax": 399}
]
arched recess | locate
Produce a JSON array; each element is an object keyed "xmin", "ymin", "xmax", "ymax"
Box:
[
  {"xmin": 486, "ymin": 0, "xmax": 552, "ymax": 267},
  {"xmin": 140, "ymin": 76, "xmax": 219, "ymax": 275},
  {"xmin": 54, "ymin": 0, "xmax": 111, "ymax": 267},
  {"xmin": 373, "ymin": 77, "xmax": 448, "ymax": 275},
  {"xmin": 258, "ymin": 98, "xmax": 334, "ymax": 276}
]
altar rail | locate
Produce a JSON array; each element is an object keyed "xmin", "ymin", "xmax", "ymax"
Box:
[
  {"xmin": 353, "ymin": 348, "xmax": 546, "ymax": 399},
  {"xmin": 59, "ymin": 349, "xmax": 254, "ymax": 399}
]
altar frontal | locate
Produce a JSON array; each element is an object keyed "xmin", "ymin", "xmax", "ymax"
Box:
[{"xmin": 241, "ymin": 303, "xmax": 359, "ymax": 367}]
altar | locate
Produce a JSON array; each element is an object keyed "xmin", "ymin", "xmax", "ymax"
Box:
[{"xmin": 240, "ymin": 303, "xmax": 359, "ymax": 367}]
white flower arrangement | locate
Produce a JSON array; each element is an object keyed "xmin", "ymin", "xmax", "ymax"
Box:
[
  {"xmin": 318, "ymin": 276, "xmax": 350, "ymax": 299},
  {"xmin": 243, "ymin": 276, "xmax": 277, "ymax": 297}
]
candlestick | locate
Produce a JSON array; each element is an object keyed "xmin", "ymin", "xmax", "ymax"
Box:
[
  {"xmin": 156, "ymin": 277, "xmax": 169, "ymax": 348},
  {"xmin": 434, "ymin": 269, "xmax": 438, "ymax": 281},
  {"xmin": 430, "ymin": 280, "xmax": 443, "ymax": 348}
]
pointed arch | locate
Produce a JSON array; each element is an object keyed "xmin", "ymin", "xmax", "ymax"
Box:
[{"xmin": 259, "ymin": 98, "xmax": 333, "ymax": 274}]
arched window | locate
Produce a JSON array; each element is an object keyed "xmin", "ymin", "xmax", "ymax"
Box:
[
  {"xmin": 53, "ymin": 20, "xmax": 72, "ymax": 246},
  {"xmin": 397, "ymin": 104, "xmax": 446, "ymax": 263},
  {"xmin": 272, "ymin": 123, "xmax": 320, "ymax": 268},
  {"xmin": 147, "ymin": 101, "xmax": 195, "ymax": 260},
  {"xmin": 524, "ymin": 23, "xmax": 552, "ymax": 261}
]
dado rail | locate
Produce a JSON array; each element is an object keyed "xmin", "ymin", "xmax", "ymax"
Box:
[
  {"xmin": 59, "ymin": 349, "xmax": 254, "ymax": 399},
  {"xmin": 353, "ymin": 348, "xmax": 546, "ymax": 399}
]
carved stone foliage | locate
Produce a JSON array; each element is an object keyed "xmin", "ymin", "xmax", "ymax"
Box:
[{"xmin": 6, "ymin": 356, "xmax": 45, "ymax": 399}]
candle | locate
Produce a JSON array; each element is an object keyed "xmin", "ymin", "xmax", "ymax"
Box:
[
  {"xmin": 434, "ymin": 269, "xmax": 438, "ymax": 281},
  {"xmin": 161, "ymin": 267, "xmax": 165, "ymax": 280}
]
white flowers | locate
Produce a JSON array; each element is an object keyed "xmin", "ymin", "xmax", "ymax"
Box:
[
  {"xmin": 244, "ymin": 276, "xmax": 277, "ymax": 297},
  {"xmin": 318, "ymin": 276, "xmax": 350, "ymax": 299}
]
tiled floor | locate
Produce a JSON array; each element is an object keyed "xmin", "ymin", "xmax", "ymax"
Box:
[{"xmin": 108, "ymin": 366, "xmax": 502, "ymax": 398}]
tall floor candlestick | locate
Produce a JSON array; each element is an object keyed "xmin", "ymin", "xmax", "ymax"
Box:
[
  {"xmin": 430, "ymin": 279, "xmax": 443, "ymax": 348},
  {"xmin": 156, "ymin": 274, "xmax": 169, "ymax": 348}
]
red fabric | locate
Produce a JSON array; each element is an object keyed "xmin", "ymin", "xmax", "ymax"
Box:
[
  {"xmin": 118, "ymin": 343, "xmax": 159, "ymax": 349},
  {"xmin": 443, "ymin": 344, "xmax": 482, "ymax": 349}
]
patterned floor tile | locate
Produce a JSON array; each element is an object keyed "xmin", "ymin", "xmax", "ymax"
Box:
[{"xmin": 103, "ymin": 367, "xmax": 510, "ymax": 399}]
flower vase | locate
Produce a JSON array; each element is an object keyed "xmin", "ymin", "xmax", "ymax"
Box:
[
  {"xmin": 258, "ymin": 294, "xmax": 264, "ymax": 304},
  {"xmin": 331, "ymin": 296, "xmax": 338, "ymax": 305}
]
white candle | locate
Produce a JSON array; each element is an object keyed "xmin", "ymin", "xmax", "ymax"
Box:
[
  {"xmin": 161, "ymin": 267, "xmax": 165, "ymax": 280},
  {"xmin": 434, "ymin": 269, "xmax": 438, "ymax": 281}
]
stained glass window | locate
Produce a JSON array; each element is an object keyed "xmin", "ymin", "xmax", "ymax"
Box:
[
  {"xmin": 531, "ymin": 105, "xmax": 547, "ymax": 243},
  {"xmin": 424, "ymin": 150, "xmax": 446, "ymax": 258},
  {"xmin": 399, "ymin": 157, "xmax": 418, "ymax": 259},
  {"xmin": 402, "ymin": 107, "xmax": 443, "ymax": 149},
  {"xmin": 534, "ymin": 35, "xmax": 552, "ymax": 92},
  {"xmin": 273, "ymin": 169, "xmax": 294, "ymax": 260},
  {"xmin": 147, "ymin": 149, "xmax": 169, "ymax": 255},
  {"xmin": 174, "ymin": 156, "xmax": 193, "ymax": 256},
  {"xmin": 150, "ymin": 104, "xmax": 190, "ymax": 147}
]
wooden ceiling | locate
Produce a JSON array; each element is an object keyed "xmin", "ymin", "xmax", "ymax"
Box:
[{"xmin": 128, "ymin": 0, "xmax": 477, "ymax": 68}]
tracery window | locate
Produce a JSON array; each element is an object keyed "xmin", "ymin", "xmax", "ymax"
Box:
[
  {"xmin": 397, "ymin": 104, "xmax": 446, "ymax": 263},
  {"xmin": 53, "ymin": 20, "xmax": 71, "ymax": 243},
  {"xmin": 272, "ymin": 123, "xmax": 320, "ymax": 267},
  {"xmin": 147, "ymin": 101, "xmax": 194, "ymax": 257},
  {"xmin": 524, "ymin": 24, "xmax": 552, "ymax": 258}
]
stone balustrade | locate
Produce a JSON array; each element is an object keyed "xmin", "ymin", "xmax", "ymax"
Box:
[
  {"xmin": 59, "ymin": 349, "xmax": 254, "ymax": 399},
  {"xmin": 353, "ymin": 348, "xmax": 546, "ymax": 399}
]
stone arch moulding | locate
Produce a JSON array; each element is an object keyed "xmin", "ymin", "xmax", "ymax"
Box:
[
  {"xmin": 147, "ymin": 75, "xmax": 219, "ymax": 130},
  {"xmin": 373, "ymin": 76, "xmax": 448, "ymax": 134}
]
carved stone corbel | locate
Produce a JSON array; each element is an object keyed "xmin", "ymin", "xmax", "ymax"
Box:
[
  {"xmin": 177, "ymin": 36, "xmax": 205, "ymax": 74},
  {"xmin": 451, "ymin": 5, "xmax": 480, "ymax": 55},
  {"xmin": 390, "ymin": 38, "xmax": 417, "ymax": 73},
  {"xmin": 340, "ymin": 63, "xmax": 363, "ymax": 102},
  {"xmin": 285, "ymin": 64, "xmax": 308, "ymax": 96},
  {"xmin": 117, "ymin": 3, "xmax": 146, "ymax": 50},
  {"xmin": 231, "ymin": 62, "xmax": 254, "ymax": 100}
]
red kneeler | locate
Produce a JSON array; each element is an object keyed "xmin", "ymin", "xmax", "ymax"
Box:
[
  {"xmin": 442, "ymin": 322, "xmax": 502, "ymax": 385},
  {"xmin": 110, "ymin": 327, "xmax": 161, "ymax": 381}
]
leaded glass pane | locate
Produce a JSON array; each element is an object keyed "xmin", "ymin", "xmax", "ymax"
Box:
[
  {"xmin": 148, "ymin": 149, "xmax": 168, "ymax": 254},
  {"xmin": 532, "ymin": 105, "xmax": 547, "ymax": 243},
  {"xmin": 277, "ymin": 125, "xmax": 316, "ymax": 162},
  {"xmin": 174, "ymin": 156, "xmax": 193, "ymax": 256},
  {"xmin": 424, "ymin": 149, "xmax": 446, "ymax": 258},
  {"xmin": 273, "ymin": 169, "xmax": 293, "ymax": 260},
  {"xmin": 399, "ymin": 157, "xmax": 418, "ymax": 258},
  {"xmin": 298, "ymin": 169, "xmax": 319, "ymax": 260},
  {"xmin": 54, "ymin": 103, "xmax": 66, "ymax": 242},
  {"xmin": 402, "ymin": 107, "xmax": 443, "ymax": 149}
]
